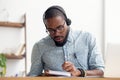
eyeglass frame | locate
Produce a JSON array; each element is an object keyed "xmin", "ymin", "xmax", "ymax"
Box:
[{"xmin": 46, "ymin": 21, "xmax": 65, "ymax": 35}]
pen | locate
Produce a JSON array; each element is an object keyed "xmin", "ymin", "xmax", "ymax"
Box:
[{"xmin": 62, "ymin": 46, "xmax": 68, "ymax": 61}]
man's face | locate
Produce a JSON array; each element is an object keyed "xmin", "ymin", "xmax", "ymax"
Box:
[{"xmin": 45, "ymin": 16, "xmax": 68, "ymax": 44}]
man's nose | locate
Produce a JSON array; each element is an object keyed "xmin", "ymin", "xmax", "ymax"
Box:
[{"xmin": 54, "ymin": 30, "xmax": 61, "ymax": 36}]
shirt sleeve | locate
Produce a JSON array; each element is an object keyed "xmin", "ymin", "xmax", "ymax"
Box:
[
  {"xmin": 28, "ymin": 42, "xmax": 43, "ymax": 76},
  {"xmin": 87, "ymin": 33, "xmax": 105, "ymax": 72}
]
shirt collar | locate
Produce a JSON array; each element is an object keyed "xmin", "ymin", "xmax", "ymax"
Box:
[{"xmin": 67, "ymin": 28, "xmax": 74, "ymax": 43}]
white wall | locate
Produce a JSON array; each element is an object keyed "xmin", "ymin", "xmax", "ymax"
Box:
[
  {"xmin": 105, "ymin": 0, "xmax": 120, "ymax": 44},
  {"xmin": 26, "ymin": 0, "xmax": 104, "ymax": 74},
  {"xmin": 104, "ymin": 43, "xmax": 120, "ymax": 77},
  {"xmin": 104, "ymin": 0, "xmax": 120, "ymax": 77},
  {"xmin": 0, "ymin": 0, "xmax": 25, "ymax": 23},
  {"xmin": 0, "ymin": 0, "xmax": 26, "ymax": 77}
]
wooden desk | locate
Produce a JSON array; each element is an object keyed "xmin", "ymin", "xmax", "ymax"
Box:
[{"xmin": 0, "ymin": 77, "xmax": 120, "ymax": 80}]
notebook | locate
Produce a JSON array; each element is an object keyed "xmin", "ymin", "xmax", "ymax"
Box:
[{"xmin": 44, "ymin": 70, "xmax": 71, "ymax": 77}]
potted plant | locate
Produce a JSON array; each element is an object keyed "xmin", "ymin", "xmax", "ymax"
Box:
[{"xmin": 0, "ymin": 53, "xmax": 6, "ymax": 77}]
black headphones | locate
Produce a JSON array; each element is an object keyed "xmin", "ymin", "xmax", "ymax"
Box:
[{"xmin": 43, "ymin": 5, "xmax": 71, "ymax": 26}]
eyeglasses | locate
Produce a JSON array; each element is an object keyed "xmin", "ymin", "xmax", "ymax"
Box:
[{"xmin": 46, "ymin": 21, "xmax": 65, "ymax": 35}]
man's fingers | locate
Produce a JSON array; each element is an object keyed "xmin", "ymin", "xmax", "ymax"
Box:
[
  {"xmin": 62, "ymin": 61, "xmax": 74, "ymax": 71},
  {"xmin": 64, "ymin": 65, "xmax": 73, "ymax": 72},
  {"xmin": 62, "ymin": 61, "xmax": 71, "ymax": 69}
]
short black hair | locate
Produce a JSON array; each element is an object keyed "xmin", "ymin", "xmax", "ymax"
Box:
[{"xmin": 43, "ymin": 5, "xmax": 71, "ymax": 26}]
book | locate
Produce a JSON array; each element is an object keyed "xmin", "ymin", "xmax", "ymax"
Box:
[
  {"xmin": 15, "ymin": 43, "xmax": 25, "ymax": 56},
  {"xmin": 45, "ymin": 70, "xmax": 71, "ymax": 77}
]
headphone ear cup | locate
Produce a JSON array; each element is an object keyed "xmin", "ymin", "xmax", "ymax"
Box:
[{"xmin": 66, "ymin": 18, "xmax": 71, "ymax": 26}]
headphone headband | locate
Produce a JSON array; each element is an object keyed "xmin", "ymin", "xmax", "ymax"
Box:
[{"xmin": 43, "ymin": 5, "xmax": 71, "ymax": 26}]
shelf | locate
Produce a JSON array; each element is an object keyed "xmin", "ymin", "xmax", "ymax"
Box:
[
  {"xmin": 0, "ymin": 22, "xmax": 25, "ymax": 28},
  {"xmin": 4, "ymin": 54, "xmax": 25, "ymax": 59}
]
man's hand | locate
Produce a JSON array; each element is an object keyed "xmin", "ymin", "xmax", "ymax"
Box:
[{"xmin": 62, "ymin": 61, "xmax": 81, "ymax": 76}]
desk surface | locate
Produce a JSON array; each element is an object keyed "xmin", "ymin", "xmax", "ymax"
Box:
[{"xmin": 0, "ymin": 77, "xmax": 120, "ymax": 80}]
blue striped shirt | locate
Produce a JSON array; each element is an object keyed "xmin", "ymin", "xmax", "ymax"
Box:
[{"xmin": 28, "ymin": 28, "xmax": 104, "ymax": 76}]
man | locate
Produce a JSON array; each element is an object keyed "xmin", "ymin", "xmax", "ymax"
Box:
[{"xmin": 28, "ymin": 5, "xmax": 104, "ymax": 77}]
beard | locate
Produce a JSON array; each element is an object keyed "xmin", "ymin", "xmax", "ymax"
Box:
[{"xmin": 53, "ymin": 28, "xmax": 70, "ymax": 47}]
